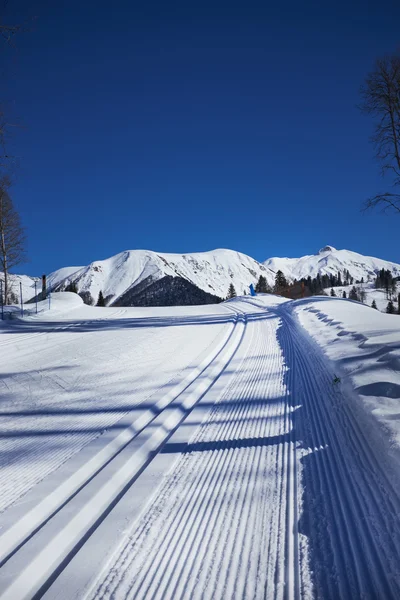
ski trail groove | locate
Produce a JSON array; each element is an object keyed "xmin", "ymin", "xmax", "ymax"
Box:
[{"xmin": 0, "ymin": 310, "xmax": 245, "ymax": 600}]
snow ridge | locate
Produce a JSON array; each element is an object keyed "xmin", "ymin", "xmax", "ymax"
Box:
[{"xmin": 264, "ymin": 246, "xmax": 400, "ymax": 283}]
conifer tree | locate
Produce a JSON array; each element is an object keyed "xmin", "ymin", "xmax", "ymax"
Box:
[
  {"xmin": 227, "ymin": 283, "xmax": 237, "ymax": 299},
  {"xmin": 255, "ymin": 275, "xmax": 268, "ymax": 293},
  {"xmin": 386, "ymin": 300, "xmax": 395, "ymax": 314},
  {"xmin": 371, "ymin": 299, "xmax": 378, "ymax": 309},
  {"xmin": 342, "ymin": 291, "xmax": 347, "ymax": 299},
  {"xmin": 97, "ymin": 290, "xmax": 106, "ymax": 306},
  {"xmin": 274, "ymin": 270, "xmax": 287, "ymax": 293},
  {"xmin": 349, "ymin": 286, "xmax": 359, "ymax": 301},
  {"xmin": 66, "ymin": 281, "xmax": 78, "ymax": 293},
  {"xmin": 330, "ymin": 288, "xmax": 336, "ymax": 297}
]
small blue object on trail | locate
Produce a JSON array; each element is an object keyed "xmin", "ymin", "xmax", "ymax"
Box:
[{"xmin": 250, "ymin": 284, "xmax": 256, "ymax": 297}]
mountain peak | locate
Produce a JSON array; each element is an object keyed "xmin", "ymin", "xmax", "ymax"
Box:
[{"xmin": 318, "ymin": 245, "xmax": 336, "ymax": 254}]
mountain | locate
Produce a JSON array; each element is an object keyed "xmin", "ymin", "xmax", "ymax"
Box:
[
  {"xmin": 45, "ymin": 249, "xmax": 274, "ymax": 306},
  {"xmin": 264, "ymin": 246, "xmax": 400, "ymax": 283},
  {"xmin": 0, "ymin": 274, "xmax": 40, "ymax": 304}
]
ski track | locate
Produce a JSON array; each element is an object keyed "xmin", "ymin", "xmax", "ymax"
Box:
[
  {"xmin": 0, "ymin": 307, "xmax": 245, "ymax": 599},
  {"xmin": 86, "ymin": 302, "xmax": 300, "ymax": 600},
  {"xmin": 1, "ymin": 299, "xmax": 400, "ymax": 599},
  {"xmin": 0, "ymin": 312, "xmax": 231, "ymax": 513},
  {"xmin": 85, "ymin": 299, "xmax": 400, "ymax": 600}
]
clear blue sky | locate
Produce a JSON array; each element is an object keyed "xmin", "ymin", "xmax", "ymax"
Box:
[{"xmin": 4, "ymin": 0, "xmax": 400, "ymax": 276}]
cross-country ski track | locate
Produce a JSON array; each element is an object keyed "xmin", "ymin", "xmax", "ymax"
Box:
[{"xmin": 1, "ymin": 293, "xmax": 400, "ymax": 599}]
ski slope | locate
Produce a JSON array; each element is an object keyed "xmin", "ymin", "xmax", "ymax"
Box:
[{"xmin": 1, "ymin": 293, "xmax": 400, "ymax": 599}]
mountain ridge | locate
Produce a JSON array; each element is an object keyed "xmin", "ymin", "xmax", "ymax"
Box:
[{"xmin": 8, "ymin": 245, "xmax": 400, "ymax": 306}]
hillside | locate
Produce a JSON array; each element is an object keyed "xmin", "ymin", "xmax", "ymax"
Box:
[
  {"xmin": 264, "ymin": 245, "xmax": 400, "ymax": 283},
  {"xmin": 46, "ymin": 249, "xmax": 274, "ymax": 306}
]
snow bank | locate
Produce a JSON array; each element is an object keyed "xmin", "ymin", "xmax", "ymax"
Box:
[{"xmin": 293, "ymin": 296, "xmax": 400, "ymax": 452}]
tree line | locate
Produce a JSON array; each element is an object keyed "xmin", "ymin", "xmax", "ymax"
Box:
[{"xmin": 226, "ymin": 268, "xmax": 400, "ymax": 315}]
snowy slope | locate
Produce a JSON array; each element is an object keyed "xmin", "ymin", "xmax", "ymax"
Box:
[
  {"xmin": 0, "ymin": 273, "xmax": 39, "ymax": 303},
  {"xmin": 294, "ymin": 296, "xmax": 400, "ymax": 447},
  {"xmin": 48, "ymin": 249, "xmax": 274, "ymax": 305},
  {"xmin": 1, "ymin": 295, "xmax": 400, "ymax": 598},
  {"xmin": 265, "ymin": 245, "xmax": 400, "ymax": 282},
  {"xmin": 324, "ymin": 283, "xmax": 399, "ymax": 312}
]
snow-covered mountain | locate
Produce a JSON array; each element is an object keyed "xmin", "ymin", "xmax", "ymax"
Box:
[
  {"xmin": 46, "ymin": 249, "xmax": 275, "ymax": 306},
  {"xmin": 264, "ymin": 245, "xmax": 400, "ymax": 283},
  {"xmin": 0, "ymin": 273, "xmax": 40, "ymax": 303}
]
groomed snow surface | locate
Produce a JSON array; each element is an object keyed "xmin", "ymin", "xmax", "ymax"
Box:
[{"xmin": 1, "ymin": 292, "xmax": 400, "ymax": 599}]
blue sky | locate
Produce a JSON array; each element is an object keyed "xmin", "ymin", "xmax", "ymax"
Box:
[{"xmin": 4, "ymin": 0, "xmax": 400, "ymax": 276}]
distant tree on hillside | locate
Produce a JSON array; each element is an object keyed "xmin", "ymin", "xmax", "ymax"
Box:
[
  {"xmin": 274, "ymin": 270, "xmax": 287, "ymax": 294},
  {"xmin": 371, "ymin": 299, "xmax": 378, "ymax": 309},
  {"xmin": 342, "ymin": 290, "xmax": 347, "ymax": 299},
  {"xmin": 386, "ymin": 300, "xmax": 395, "ymax": 314},
  {"xmin": 97, "ymin": 290, "xmax": 106, "ymax": 306},
  {"xmin": 330, "ymin": 288, "xmax": 336, "ymax": 297},
  {"xmin": 359, "ymin": 288, "xmax": 367, "ymax": 304},
  {"xmin": 349, "ymin": 286, "xmax": 359, "ymax": 301},
  {"xmin": 66, "ymin": 281, "xmax": 78, "ymax": 293},
  {"xmin": 227, "ymin": 283, "xmax": 237, "ymax": 299},
  {"xmin": 255, "ymin": 275, "xmax": 269, "ymax": 293}
]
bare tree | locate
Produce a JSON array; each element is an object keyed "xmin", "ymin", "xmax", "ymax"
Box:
[
  {"xmin": 0, "ymin": 175, "xmax": 26, "ymax": 304},
  {"xmin": 359, "ymin": 52, "xmax": 400, "ymax": 213}
]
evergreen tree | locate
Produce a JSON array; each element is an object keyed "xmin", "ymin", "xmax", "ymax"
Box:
[
  {"xmin": 342, "ymin": 290, "xmax": 347, "ymax": 299},
  {"xmin": 66, "ymin": 281, "xmax": 78, "ymax": 294},
  {"xmin": 349, "ymin": 286, "xmax": 359, "ymax": 301},
  {"xmin": 337, "ymin": 271, "xmax": 342, "ymax": 286},
  {"xmin": 96, "ymin": 290, "xmax": 106, "ymax": 306},
  {"xmin": 274, "ymin": 270, "xmax": 287, "ymax": 293},
  {"xmin": 330, "ymin": 288, "xmax": 336, "ymax": 297},
  {"xmin": 227, "ymin": 283, "xmax": 237, "ymax": 299},
  {"xmin": 386, "ymin": 300, "xmax": 395, "ymax": 314},
  {"xmin": 255, "ymin": 275, "xmax": 268, "ymax": 293},
  {"xmin": 371, "ymin": 299, "xmax": 378, "ymax": 309}
]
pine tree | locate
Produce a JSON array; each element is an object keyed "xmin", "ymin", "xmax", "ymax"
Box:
[
  {"xmin": 349, "ymin": 286, "xmax": 359, "ymax": 301},
  {"xmin": 255, "ymin": 275, "xmax": 269, "ymax": 293},
  {"xmin": 371, "ymin": 299, "xmax": 378, "ymax": 309},
  {"xmin": 342, "ymin": 291, "xmax": 347, "ymax": 299},
  {"xmin": 386, "ymin": 300, "xmax": 395, "ymax": 314},
  {"xmin": 66, "ymin": 281, "xmax": 78, "ymax": 294},
  {"xmin": 97, "ymin": 290, "xmax": 106, "ymax": 306},
  {"xmin": 330, "ymin": 288, "xmax": 336, "ymax": 297},
  {"xmin": 227, "ymin": 283, "xmax": 237, "ymax": 299},
  {"xmin": 274, "ymin": 270, "xmax": 287, "ymax": 293}
]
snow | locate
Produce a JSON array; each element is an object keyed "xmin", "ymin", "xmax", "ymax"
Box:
[
  {"xmin": 324, "ymin": 282, "xmax": 399, "ymax": 312},
  {"xmin": 0, "ymin": 273, "xmax": 39, "ymax": 304},
  {"xmin": 294, "ymin": 295, "xmax": 400, "ymax": 450},
  {"xmin": 264, "ymin": 245, "xmax": 400, "ymax": 282},
  {"xmin": 46, "ymin": 248, "xmax": 275, "ymax": 305},
  {"xmin": 1, "ymin": 292, "xmax": 400, "ymax": 599}
]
